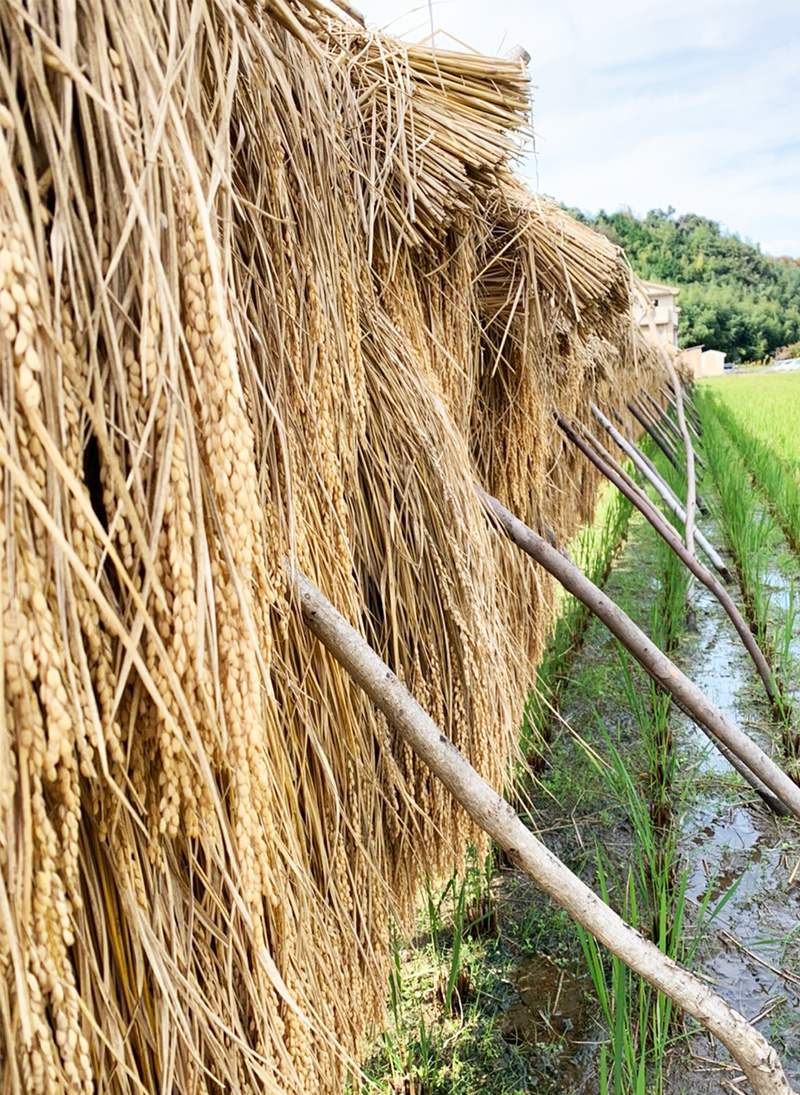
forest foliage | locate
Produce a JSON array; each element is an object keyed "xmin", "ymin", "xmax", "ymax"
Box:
[{"xmin": 569, "ymin": 207, "xmax": 800, "ymax": 363}]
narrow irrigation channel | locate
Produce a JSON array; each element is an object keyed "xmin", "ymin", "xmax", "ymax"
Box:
[{"xmin": 361, "ymin": 393, "xmax": 800, "ymax": 1095}]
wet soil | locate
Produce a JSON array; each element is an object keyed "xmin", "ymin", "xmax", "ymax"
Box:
[
  {"xmin": 502, "ymin": 956, "xmax": 586, "ymax": 1044},
  {"xmin": 663, "ymin": 547, "xmax": 800, "ymax": 1091}
]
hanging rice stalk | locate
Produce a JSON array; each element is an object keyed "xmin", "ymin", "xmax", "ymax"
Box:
[{"xmin": 0, "ymin": 2, "xmax": 666, "ymax": 1093}]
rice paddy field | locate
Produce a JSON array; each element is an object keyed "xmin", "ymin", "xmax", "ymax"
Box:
[{"xmin": 701, "ymin": 372, "xmax": 800, "ymax": 470}]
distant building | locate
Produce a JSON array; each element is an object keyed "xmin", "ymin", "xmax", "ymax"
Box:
[
  {"xmin": 700, "ymin": 349, "xmax": 725, "ymax": 377},
  {"xmin": 680, "ymin": 345, "xmax": 726, "ymax": 378},
  {"xmin": 635, "ymin": 280, "xmax": 681, "ymax": 347}
]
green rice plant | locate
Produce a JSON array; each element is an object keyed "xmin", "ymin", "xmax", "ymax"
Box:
[
  {"xmin": 726, "ymin": 423, "xmax": 800, "ymax": 556},
  {"xmin": 444, "ymin": 877, "xmax": 467, "ymax": 1014},
  {"xmin": 702, "ymin": 372, "xmax": 800, "ymax": 470},
  {"xmin": 698, "ymin": 377, "xmax": 800, "ymax": 557},
  {"xmin": 697, "ymin": 401, "xmax": 773, "ymax": 643},
  {"xmin": 522, "ymin": 480, "xmax": 634, "ymax": 753},
  {"xmin": 696, "ymin": 391, "xmax": 800, "ymax": 703},
  {"xmin": 574, "ymin": 718, "xmax": 745, "ymax": 1095}
]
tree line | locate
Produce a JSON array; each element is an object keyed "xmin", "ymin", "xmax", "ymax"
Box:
[{"xmin": 568, "ymin": 207, "xmax": 800, "ymax": 363}]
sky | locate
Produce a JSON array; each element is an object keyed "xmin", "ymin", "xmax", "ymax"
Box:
[{"xmin": 357, "ymin": 0, "xmax": 800, "ymax": 257}]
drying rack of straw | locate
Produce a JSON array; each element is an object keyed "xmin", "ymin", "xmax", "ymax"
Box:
[{"xmin": 0, "ymin": 2, "xmax": 664, "ymax": 1092}]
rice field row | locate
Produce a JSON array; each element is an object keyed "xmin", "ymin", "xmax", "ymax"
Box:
[
  {"xmin": 701, "ymin": 373, "xmax": 800, "ymax": 555},
  {"xmin": 694, "ymin": 387, "xmax": 800, "ymax": 765},
  {"xmin": 702, "ymin": 372, "xmax": 800, "ymax": 471}
]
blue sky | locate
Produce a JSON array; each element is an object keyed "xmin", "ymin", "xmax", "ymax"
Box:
[{"xmin": 358, "ymin": 0, "xmax": 800, "ymax": 257}]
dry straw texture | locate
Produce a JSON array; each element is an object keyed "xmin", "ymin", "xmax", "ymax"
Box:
[{"xmin": 0, "ymin": 2, "xmax": 663, "ymax": 1092}]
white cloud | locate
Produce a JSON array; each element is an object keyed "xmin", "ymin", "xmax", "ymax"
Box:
[{"xmin": 359, "ymin": 0, "xmax": 800, "ymax": 256}]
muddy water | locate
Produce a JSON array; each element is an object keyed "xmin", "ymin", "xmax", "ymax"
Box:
[{"xmin": 666, "ymin": 572, "xmax": 800, "ymax": 1092}]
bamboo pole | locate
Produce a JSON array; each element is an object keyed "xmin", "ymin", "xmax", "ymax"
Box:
[
  {"xmin": 589, "ymin": 403, "xmax": 730, "ymax": 581},
  {"xmin": 662, "ymin": 359, "xmax": 698, "ymax": 557},
  {"xmin": 661, "ymin": 386, "xmax": 703, "ymax": 439},
  {"xmin": 636, "ymin": 396, "xmax": 683, "ymax": 468},
  {"xmin": 289, "ymin": 563, "xmax": 798, "ymax": 1095},
  {"xmin": 645, "ymin": 391, "xmax": 683, "ymax": 444},
  {"xmin": 627, "ymin": 396, "xmax": 709, "ymax": 514},
  {"xmin": 557, "ymin": 414, "xmax": 779, "ymax": 707}
]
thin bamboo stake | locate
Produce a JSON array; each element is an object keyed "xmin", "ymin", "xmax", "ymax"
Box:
[
  {"xmin": 557, "ymin": 414, "xmax": 779, "ymax": 707},
  {"xmin": 583, "ymin": 408, "xmax": 731, "ymax": 581},
  {"xmin": 661, "ymin": 386, "xmax": 703, "ymax": 439},
  {"xmin": 645, "ymin": 391, "xmax": 707, "ymax": 471},
  {"xmin": 577, "ymin": 411, "xmax": 731, "ymax": 582},
  {"xmin": 635, "ymin": 395, "xmax": 682, "ymax": 464},
  {"xmin": 626, "ymin": 396, "xmax": 709, "ymax": 514},
  {"xmin": 478, "ymin": 494, "xmax": 799, "ymax": 818},
  {"xmin": 628, "ymin": 400, "xmax": 680, "ymax": 470},
  {"xmin": 289, "ymin": 563, "xmax": 798, "ymax": 1095},
  {"xmin": 646, "ymin": 391, "xmax": 683, "ymax": 444},
  {"xmin": 662, "ymin": 357, "xmax": 698, "ymax": 558}
]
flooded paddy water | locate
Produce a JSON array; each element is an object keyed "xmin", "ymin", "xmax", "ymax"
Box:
[{"xmin": 669, "ymin": 575, "xmax": 800, "ymax": 1092}]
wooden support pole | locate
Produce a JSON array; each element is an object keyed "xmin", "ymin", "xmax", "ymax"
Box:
[
  {"xmin": 626, "ymin": 397, "xmax": 709, "ymax": 513},
  {"xmin": 661, "ymin": 385, "xmax": 702, "ymax": 439},
  {"xmin": 590, "ymin": 403, "xmax": 730, "ymax": 581},
  {"xmin": 478, "ymin": 493, "xmax": 799, "ymax": 818},
  {"xmin": 646, "ymin": 391, "xmax": 683, "ymax": 444},
  {"xmin": 660, "ymin": 357, "xmax": 698, "ymax": 558},
  {"xmin": 637, "ymin": 397, "xmax": 683, "ymax": 468},
  {"xmin": 628, "ymin": 400, "xmax": 680, "ymax": 471},
  {"xmin": 557, "ymin": 414, "xmax": 779, "ymax": 707},
  {"xmin": 634, "ymin": 395, "xmax": 678, "ymax": 453},
  {"xmin": 646, "ymin": 391, "xmax": 706, "ymax": 471},
  {"xmin": 661, "ymin": 383, "xmax": 704, "ymax": 438},
  {"xmin": 289, "ymin": 562, "xmax": 798, "ymax": 1095}
]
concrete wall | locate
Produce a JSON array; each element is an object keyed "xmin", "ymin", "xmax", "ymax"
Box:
[
  {"xmin": 680, "ymin": 346, "xmax": 726, "ymax": 378},
  {"xmin": 681, "ymin": 345, "xmax": 703, "ymax": 378},
  {"xmin": 701, "ymin": 349, "xmax": 725, "ymax": 377}
]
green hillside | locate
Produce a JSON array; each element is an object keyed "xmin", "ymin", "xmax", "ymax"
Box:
[{"xmin": 569, "ymin": 207, "xmax": 800, "ymax": 363}]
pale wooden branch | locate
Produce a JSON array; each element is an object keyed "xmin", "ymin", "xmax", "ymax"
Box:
[
  {"xmin": 288, "ymin": 562, "xmax": 797, "ymax": 1095},
  {"xmin": 590, "ymin": 402, "xmax": 730, "ymax": 581},
  {"xmin": 661, "ymin": 354, "xmax": 697, "ymax": 557},
  {"xmin": 557, "ymin": 413, "xmax": 778, "ymax": 708}
]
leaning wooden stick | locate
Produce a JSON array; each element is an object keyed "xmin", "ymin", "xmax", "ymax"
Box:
[
  {"xmin": 636, "ymin": 396, "xmax": 683, "ymax": 466},
  {"xmin": 661, "ymin": 386, "xmax": 703, "ymax": 439},
  {"xmin": 576, "ymin": 415, "xmax": 723, "ymax": 579},
  {"xmin": 590, "ymin": 403, "xmax": 730, "ymax": 579},
  {"xmin": 659, "ymin": 356, "xmax": 699, "ymax": 558},
  {"xmin": 557, "ymin": 414, "xmax": 778, "ymax": 707},
  {"xmin": 479, "ymin": 492, "xmax": 799, "ymax": 818},
  {"xmin": 645, "ymin": 391, "xmax": 683, "ymax": 443},
  {"xmin": 289, "ymin": 562, "xmax": 797, "ymax": 1095},
  {"xmin": 645, "ymin": 391, "xmax": 706, "ymax": 471},
  {"xmin": 630, "ymin": 394, "xmax": 709, "ymax": 512},
  {"xmin": 628, "ymin": 400, "xmax": 681, "ymax": 470}
]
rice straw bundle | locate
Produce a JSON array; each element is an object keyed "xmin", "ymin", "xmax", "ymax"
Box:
[{"xmin": 0, "ymin": 2, "xmax": 664, "ymax": 1093}]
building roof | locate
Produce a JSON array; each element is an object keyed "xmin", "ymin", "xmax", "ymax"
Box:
[{"xmin": 639, "ymin": 278, "xmax": 680, "ymax": 296}]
